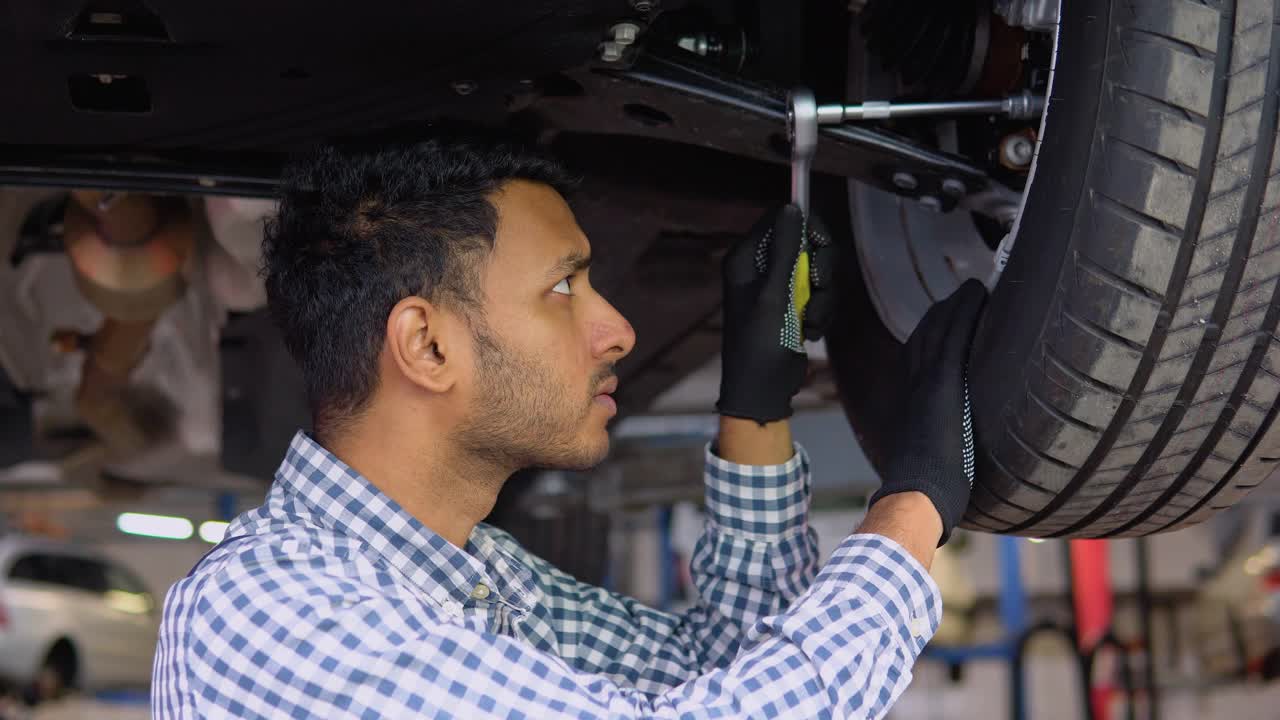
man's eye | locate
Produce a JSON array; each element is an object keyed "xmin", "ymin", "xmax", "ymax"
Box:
[{"xmin": 552, "ymin": 277, "xmax": 573, "ymax": 295}]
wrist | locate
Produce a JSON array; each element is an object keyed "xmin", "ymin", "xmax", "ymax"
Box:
[
  {"xmin": 715, "ymin": 416, "xmax": 794, "ymax": 465},
  {"xmin": 858, "ymin": 491, "xmax": 943, "ymax": 570},
  {"xmin": 876, "ymin": 453, "xmax": 971, "ymax": 545}
]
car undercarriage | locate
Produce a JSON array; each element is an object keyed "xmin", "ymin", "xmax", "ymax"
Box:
[{"xmin": 6, "ymin": 0, "xmax": 1280, "ymax": 542}]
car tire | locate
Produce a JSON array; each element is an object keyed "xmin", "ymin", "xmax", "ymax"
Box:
[
  {"xmin": 833, "ymin": 0, "xmax": 1280, "ymax": 537},
  {"xmin": 24, "ymin": 642, "xmax": 73, "ymax": 706}
]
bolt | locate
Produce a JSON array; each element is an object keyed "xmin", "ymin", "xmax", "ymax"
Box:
[
  {"xmin": 942, "ymin": 178, "xmax": 967, "ymax": 198},
  {"xmin": 631, "ymin": 0, "xmax": 655, "ymax": 11},
  {"xmin": 600, "ymin": 41, "xmax": 625, "ymax": 62},
  {"xmin": 1002, "ymin": 134, "xmax": 1034, "ymax": 168},
  {"xmin": 611, "ymin": 22, "xmax": 640, "ymax": 46},
  {"xmin": 919, "ymin": 196, "xmax": 942, "ymax": 212},
  {"xmin": 451, "ymin": 80, "xmax": 478, "ymax": 96},
  {"xmin": 892, "ymin": 172, "xmax": 918, "ymax": 191}
]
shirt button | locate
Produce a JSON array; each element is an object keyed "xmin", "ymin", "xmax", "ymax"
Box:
[
  {"xmin": 910, "ymin": 615, "xmax": 931, "ymax": 638},
  {"xmin": 470, "ymin": 583, "xmax": 491, "ymax": 600}
]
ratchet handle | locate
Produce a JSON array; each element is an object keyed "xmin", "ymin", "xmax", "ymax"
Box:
[
  {"xmin": 787, "ymin": 88, "xmax": 818, "ymax": 217},
  {"xmin": 786, "ymin": 88, "xmax": 819, "ymax": 342}
]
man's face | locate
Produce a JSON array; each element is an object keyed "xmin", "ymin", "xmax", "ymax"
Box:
[{"xmin": 452, "ymin": 180, "xmax": 636, "ymax": 471}]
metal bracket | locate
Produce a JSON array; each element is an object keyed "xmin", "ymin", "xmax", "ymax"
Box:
[
  {"xmin": 581, "ymin": 53, "xmax": 1023, "ymax": 218},
  {"xmin": 0, "ymin": 53, "xmax": 1026, "ymax": 219}
]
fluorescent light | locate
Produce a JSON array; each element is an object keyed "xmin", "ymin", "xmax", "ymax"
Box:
[
  {"xmin": 198, "ymin": 521, "xmax": 229, "ymax": 544},
  {"xmin": 1027, "ymin": 538, "xmax": 1047, "ymax": 544},
  {"xmin": 116, "ymin": 512, "xmax": 193, "ymax": 540}
]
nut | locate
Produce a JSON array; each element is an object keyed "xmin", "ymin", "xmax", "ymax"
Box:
[
  {"xmin": 891, "ymin": 172, "xmax": 918, "ymax": 191},
  {"xmin": 941, "ymin": 178, "xmax": 967, "ymax": 198},
  {"xmin": 1001, "ymin": 134, "xmax": 1035, "ymax": 168},
  {"xmin": 600, "ymin": 42, "xmax": 625, "ymax": 62},
  {"xmin": 612, "ymin": 23, "xmax": 640, "ymax": 46}
]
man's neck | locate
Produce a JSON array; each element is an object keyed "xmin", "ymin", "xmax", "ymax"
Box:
[{"xmin": 323, "ymin": 420, "xmax": 511, "ymax": 548}]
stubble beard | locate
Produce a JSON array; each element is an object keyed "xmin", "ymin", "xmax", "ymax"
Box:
[{"xmin": 452, "ymin": 319, "xmax": 609, "ymax": 473}]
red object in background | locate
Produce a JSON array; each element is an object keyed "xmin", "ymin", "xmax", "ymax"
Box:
[
  {"xmin": 1070, "ymin": 540, "xmax": 1114, "ymax": 648},
  {"xmin": 1070, "ymin": 539, "xmax": 1114, "ymax": 720},
  {"xmin": 1264, "ymin": 568, "xmax": 1280, "ymax": 591}
]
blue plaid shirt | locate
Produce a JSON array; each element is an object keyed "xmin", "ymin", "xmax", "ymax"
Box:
[{"xmin": 153, "ymin": 431, "xmax": 941, "ymax": 718}]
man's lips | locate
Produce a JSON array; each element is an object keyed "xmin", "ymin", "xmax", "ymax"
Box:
[
  {"xmin": 595, "ymin": 377, "xmax": 619, "ymax": 396},
  {"xmin": 594, "ymin": 376, "xmax": 619, "ymax": 414}
]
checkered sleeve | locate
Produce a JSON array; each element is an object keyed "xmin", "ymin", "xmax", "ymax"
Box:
[
  {"xmin": 160, "ymin": 531, "xmax": 939, "ymax": 718},
  {"xmin": 693, "ymin": 442, "xmax": 820, "ymax": 661},
  {"xmin": 527, "ymin": 443, "xmax": 821, "ymax": 694}
]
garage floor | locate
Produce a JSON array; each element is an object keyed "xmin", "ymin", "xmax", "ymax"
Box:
[{"xmin": 3, "ymin": 694, "xmax": 146, "ymax": 720}]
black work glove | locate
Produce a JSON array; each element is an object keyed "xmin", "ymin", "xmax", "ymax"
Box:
[
  {"xmin": 870, "ymin": 279, "xmax": 987, "ymax": 545},
  {"xmin": 716, "ymin": 205, "xmax": 837, "ymax": 424}
]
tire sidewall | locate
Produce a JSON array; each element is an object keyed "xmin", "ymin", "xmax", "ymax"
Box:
[{"xmin": 967, "ymin": 1, "xmax": 1112, "ymax": 511}]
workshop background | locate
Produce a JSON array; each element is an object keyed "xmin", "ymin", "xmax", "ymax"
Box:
[
  {"xmin": 2, "ymin": 265, "xmax": 1280, "ymax": 720},
  {"xmin": 6, "ymin": 0, "xmax": 1280, "ymax": 715}
]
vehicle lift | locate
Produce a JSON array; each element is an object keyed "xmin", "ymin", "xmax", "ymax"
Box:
[{"xmin": 918, "ymin": 536, "xmax": 1157, "ymax": 720}]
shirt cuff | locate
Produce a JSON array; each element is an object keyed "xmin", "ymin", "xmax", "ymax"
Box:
[
  {"xmin": 820, "ymin": 534, "xmax": 943, "ymax": 659},
  {"xmin": 703, "ymin": 442, "xmax": 810, "ymax": 541}
]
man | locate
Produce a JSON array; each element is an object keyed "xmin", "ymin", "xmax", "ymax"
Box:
[{"xmin": 153, "ymin": 137, "xmax": 984, "ymax": 719}]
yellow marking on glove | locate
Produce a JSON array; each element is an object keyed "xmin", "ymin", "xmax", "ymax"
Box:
[{"xmin": 793, "ymin": 249, "xmax": 811, "ymax": 327}]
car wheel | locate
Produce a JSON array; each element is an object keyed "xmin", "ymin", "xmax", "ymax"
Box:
[
  {"xmin": 832, "ymin": 0, "xmax": 1280, "ymax": 537},
  {"xmin": 25, "ymin": 642, "xmax": 74, "ymax": 706}
]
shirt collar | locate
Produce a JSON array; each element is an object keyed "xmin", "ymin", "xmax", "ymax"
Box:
[{"xmin": 272, "ymin": 431, "xmax": 531, "ymax": 612}]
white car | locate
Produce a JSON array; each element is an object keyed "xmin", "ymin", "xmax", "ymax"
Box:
[{"xmin": 0, "ymin": 535, "xmax": 159, "ymax": 700}]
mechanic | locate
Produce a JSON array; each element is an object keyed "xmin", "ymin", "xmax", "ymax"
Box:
[{"xmin": 152, "ymin": 136, "xmax": 985, "ymax": 719}]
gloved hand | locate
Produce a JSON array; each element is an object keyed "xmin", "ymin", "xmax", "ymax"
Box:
[
  {"xmin": 870, "ymin": 279, "xmax": 987, "ymax": 545},
  {"xmin": 716, "ymin": 205, "xmax": 837, "ymax": 424}
]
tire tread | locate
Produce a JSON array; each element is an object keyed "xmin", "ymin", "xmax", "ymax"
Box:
[{"xmin": 973, "ymin": 0, "xmax": 1280, "ymax": 538}]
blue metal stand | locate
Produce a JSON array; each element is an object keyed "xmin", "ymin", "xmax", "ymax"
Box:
[
  {"xmin": 923, "ymin": 536, "xmax": 1035, "ymax": 719},
  {"xmin": 925, "ymin": 536, "xmax": 1141, "ymax": 720}
]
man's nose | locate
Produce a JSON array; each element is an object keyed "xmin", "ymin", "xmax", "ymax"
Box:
[{"xmin": 591, "ymin": 298, "xmax": 636, "ymax": 361}]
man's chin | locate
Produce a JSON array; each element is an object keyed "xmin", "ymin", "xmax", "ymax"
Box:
[
  {"xmin": 585, "ymin": 437, "xmax": 611, "ymax": 468},
  {"xmin": 540, "ymin": 435, "xmax": 610, "ymax": 472}
]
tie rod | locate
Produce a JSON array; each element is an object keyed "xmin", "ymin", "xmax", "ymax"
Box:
[
  {"xmin": 807, "ymin": 90, "xmax": 1046, "ymax": 126},
  {"xmin": 786, "ymin": 87, "xmax": 1043, "ymax": 217}
]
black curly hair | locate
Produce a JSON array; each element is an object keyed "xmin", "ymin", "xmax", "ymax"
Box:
[{"xmin": 262, "ymin": 136, "xmax": 575, "ymax": 438}]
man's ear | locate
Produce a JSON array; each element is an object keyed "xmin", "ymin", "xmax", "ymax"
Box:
[{"xmin": 386, "ymin": 296, "xmax": 459, "ymax": 394}]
